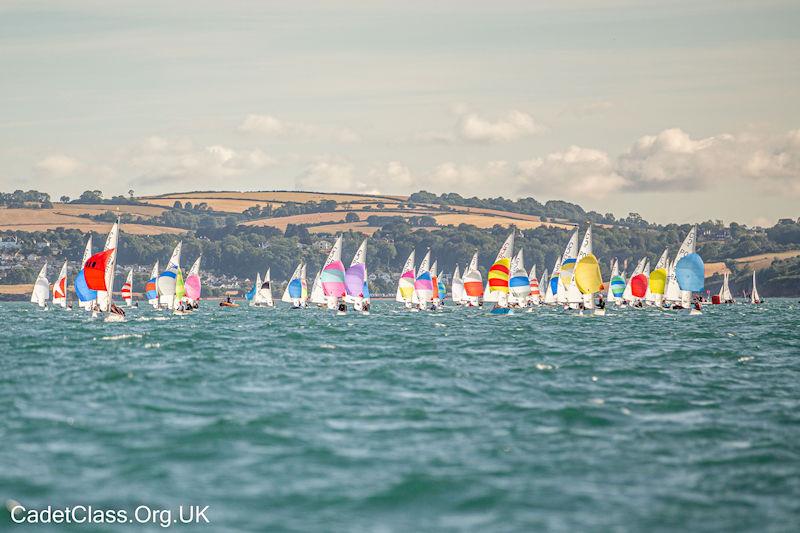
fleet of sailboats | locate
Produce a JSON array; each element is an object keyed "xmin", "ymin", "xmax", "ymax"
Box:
[{"xmin": 25, "ymin": 220, "xmax": 769, "ymax": 320}]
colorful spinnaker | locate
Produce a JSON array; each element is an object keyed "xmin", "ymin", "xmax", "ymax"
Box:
[
  {"xmin": 508, "ymin": 249, "xmax": 530, "ymax": 304},
  {"xmin": 320, "ymin": 236, "xmax": 346, "ymax": 306},
  {"xmin": 282, "ymin": 262, "xmax": 304, "ymax": 305},
  {"xmin": 145, "ymin": 261, "xmax": 159, "ymax": 308},
  {"xmin": 30, "ymin": 262, "xmax": 49, "ymax": 308},
  {"xmin": 246, "ymin": 272, "xmax": 261, "ymax": 304},
  {"xmin": 431, "ymin": 261, "xmax": 440, "ymax": 302},
  {"xmin": 676, "ymin": 253, "xmax": 704, "ymax": 292},
  {"xmin": 462, "ymin": 252, "xmax": 483, "ymax": 304},
  {"xmin": 75, "ymin": 236, "xmax": 96, "ymax": 310},
  {"xmin": 574, "ymin": 254, "xmax": 603, "ymax": 295},
  {"xmin": 557, "ymin": 228, "xmax": 579, "ymax": 305},
  {"xmin": 666, "ymin": 226, "xmax": 696, "ymax": 307},
  {"xmin": 622, "ymin": 258, "xmax": 646, "ymax": 304},
  {"xmin": 94, "ymin": 220, "xmax": 119, "ymax": 312},
  {"xmin": 527, "ymin": 265, "xmax": 540, "ymax": 305},
  {"xmin": 121, "ymin": 269, "xmax": 133, "ymax": 306},
  {"xmin": 157, "ymin": 241, "xmax": 182, "ymax": 309},
  {"xmin": 485, "ymin": 231, "xmax": 514, "ymax": 302},
  {"xmin": 630, "ymin": 273, "xmax": 648, "ymax": 298},
  {"xmin": 345, "ymin": 238, "xmax": 368, "ymax": 304},
  {"xmin": 413, "ymin": 249, "xmax": 434, "ymax": 305},
  {"xmin": 184, "ymin": 256, "xmax": 202, "ymax": 303},
  {"xmin": 566, "ymin": 226, "xmax": 593, "ymax": 307},
  {"xmin": 52, "ymin": 260, "xmax": 68, "ymax": 308}
]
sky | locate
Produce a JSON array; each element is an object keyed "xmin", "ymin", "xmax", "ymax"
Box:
[{"xmin": 0, "ymin": 0, "xmax": 798, "ymax": 225}]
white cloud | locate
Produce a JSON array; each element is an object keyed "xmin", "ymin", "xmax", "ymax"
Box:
[
  {"xmin": 238, "ymin": 114, "xmax": 360, "ymax": 143},
  {"xmin": 457, "ymin": 109, "xmax": 545, "ymax": 143},
  {"xmin": 295, "ymin": 157, "xmax": 377, "ymax": 193},
  {"xmin": 129, "ymin": 136, "xmax": 277, "ymax": 186},
  {"xmin": 35, "ymin": 154, "xmax": 82, "ymax": 178},
  {"xmin": 745, "ymin": 129, "xmax": 800, "ymax": 195},
  {"xmin": 517, "ymin": 146, "xmax": 625, "ymax": 199}
]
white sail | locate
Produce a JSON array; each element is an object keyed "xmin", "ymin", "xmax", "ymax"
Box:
[
  {"xmin": 451, "ymin": 265, "xmax": 464, "ymax": 304},
  {"xmin": 30, "ymin": 262, "xmax": 49, "ymax": 307},
  {"xmin": 664, "ymin": 258, "xmax": 680, "ymax": 304},
  {"xmin": 299, "ymin": 263, "xmax": 308, "ymax": 304},
  {"xmin": 148, "ymin": 261, "xmax": 160, "ymax": 307},
  {"xmin": 52, "ymin": 260, "xmax": 68, "ymax": 307},
  {"xmin": 670, "ymin": 226, "xmax": 696, "ymax": 307},
  {"xmin": 95, "ymin": 221, "xmax": 119, "ymax": 312},
  {"xmin": 750, "ymin": 271, "xmax": 760, "ymax": 303},
  {"xmin": 395, "ymin": 250, "xmax": 416, "ymax": 303},
  {"xmin": 566, "ymin": 226, "xmax": 592, "ymax": 306},
  {"xmin": 508, "ymin": 249, "xmax": 529, "ymax": 304},
  {"xmin": 641, "ymin": 259, "xmax": 652, "ymax": 304},
  {"xmin": 157, "ymin": 241, "xmax": 182, "ymax": 309},
  {"xmin": 350, "ymin": 238, "xmax": 367, "ymax": 266},
  {"xmin": 527, "ymin": 264, "xmax": 539, "ymax": 305},
  {"xmin": 484, "ymin": 230, "xmax": 515, "ymax": 302},
  {"xmin": 249, "ymin": 272, "xmax": 263, "ymax": 307},
  {"xmin": 556, "ymin": 228, "xmax": 579, "ymax": 304},
  {"xmin": 413, "ymin": 249, "xmax": 432, "ymax": 305},
  {"xmin": 325, "ymin": 236, "xmax": 343, "ymax": 267},
  {"xmin": 719, "ymin": 271, "xmax": 733, "ymax": 302},
  {"xmin": 281, "ymin": 262, "xmax": 304, "ymax": 304},
  {"xmin": 188, "ymin": 256, "xmax": 201, "ymax": 277},
  {"xmin": 256, "ymin": 268, "xmax": 274, "ymax": 307},
  {"xmin": 544, "ymin": 254, "xmax": 562, "ymax": 305},
  {"xmin": 310, "ymin": 269, "xmax": 325, "ymax": 304}
]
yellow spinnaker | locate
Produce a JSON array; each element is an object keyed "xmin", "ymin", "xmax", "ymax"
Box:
[
  {"xmin": 649, "ymin": 268, "xmax": 668, "ymax": 295},
  {"xmin": 574, "ymin": 254, "xmax": 603, "ymax": 294}
]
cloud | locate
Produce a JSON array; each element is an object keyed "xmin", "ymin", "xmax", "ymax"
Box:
[
  {"xmin": 517, "ymin": 146, "xmax": 625, "ymax": 199},
  {"xmin": 35, "ymin": 154, "xmax": 82, "ymax": 178},
  {"xmin": 457, "ymin": 109, "xmax": 545, "ymax": 143},
  {"xmin": 295, "ymin": 157, "xmax": 376, "ymax": 193},
  {"xmin": 129, "ymin": 136, "xmax": 277, "ymax": 186},
  {"xmin": 238, "ymin": 114, "xmax": 360, "ymax": 143},
  {"xmin": 745, "ymin": 129, "xmax": 800, "ymax": 195},
  {"xmin": 410, "ymin": 106, "xmax": 545, "ymax": 145}
]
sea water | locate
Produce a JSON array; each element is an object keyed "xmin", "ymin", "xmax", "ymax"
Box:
[{"xmin": 1, "ymin": 300, "xmax": 799, "ymax": 532}]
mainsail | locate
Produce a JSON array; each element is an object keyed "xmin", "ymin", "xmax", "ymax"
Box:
[
  {"xmin": 52, "ymin": 260, "xmax": 68, "ymax": 308},
  {"xmin": 30, "ymin": 262, "xmax": 49, "ymax": 308},
  {"xmin": 310, "ymin": 269, "xmax": 325, "ymax": 305},
  {"xmin": 254, "ymin": 268, "xmax": 274, "ymax": 306},
  {"xmin": 718, "ymin": 271, "xmax": 733, "ymax": 302},
  {"xmin": 451, "ymin": 265, "xmax": 465, "ymax": 304},
  {"xmin": 750, "ymin": 271, "xmax": 760, "ymax": 304},
  {"xmin": 565, "ymin": 226, "xmax": 593, "ymax": 306},
  {"xmin": 668, "ymin": 226, "xmax": 697, "ymax": 307},
  {"xmin": 623, "ymin": 258, "xmax": 646, "ymax": 304},
  {"xmin": 95, "ymin": 221, "xmax": 119, "ymax": 312},
  {"xmin": 247, "ymin": 272, "xmax": 262, "ymax": 306},
  {"xmin": 544, "ymin": 254, "xmax": 562, "ymax": 305},
  {"xmin": 157, "ymin": 241, "xmax": 182, "ymax": 309}
]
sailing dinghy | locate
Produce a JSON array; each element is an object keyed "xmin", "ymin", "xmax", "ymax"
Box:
[
  {"xmin": 52, "ymin": 260, "xmax": 68, "ymax": 309},
  {"xmin": 750, "ymin": 271, "xmax": 761, "ymax": 304},
  {"xmin": 30, "ymin": 262, "xmax": 49, "ymax": 308}
]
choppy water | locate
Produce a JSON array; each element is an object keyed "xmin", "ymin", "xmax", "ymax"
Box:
[{"xmin": 1, "ymin": 300, "xmax": 799, "ymax": 532}]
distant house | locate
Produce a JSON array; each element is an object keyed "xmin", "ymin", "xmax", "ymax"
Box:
[{"xmin": 0, "ymin": 237, "xmax": 19, "ymax": 250}]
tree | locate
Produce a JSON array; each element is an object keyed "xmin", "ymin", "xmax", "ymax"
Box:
[
  {"xmin": 345, "ymin": 212, "xmax": 360, "ymax": 223},
  {"xmin": 60, "ymin": 195, "xmax": 70, "ymax": 203},
  {"xmin": 376, "ymin": 202, "xmax": 385, "ymax": 209},
  {"xmin": 128, "ymin": 189, "xmax": 135, "ymax": 199},
  {"xmin": 79, "ymin": 190, "xmax": 103, "ymax": 203},
  {"xmin": 173, "ymin": 200, "xmax": 183, "ymax": 209}
]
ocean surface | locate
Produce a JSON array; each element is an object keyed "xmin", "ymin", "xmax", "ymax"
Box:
[{"xmin": 1, "ymin": 300, "xmax": 799, "ymax": 532}]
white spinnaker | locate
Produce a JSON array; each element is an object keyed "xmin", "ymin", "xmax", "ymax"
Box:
[
  {"xmin": 158, "ymin": 241, "xmax": 182, "ymax": 308},
  {"xmin": 395, "ymin": 250, "xmax": 416, "ymax": 303},
  {"xmin": 30, "ymin": 262, "xmax": 49, "ymax": 307},
  {"xmin": 484, "ymin": 231, "xmax": 515, "ymax": 302},
  {"xmin": 556, "ymin": 229, "xmax": 579, "ymax": 304}
]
